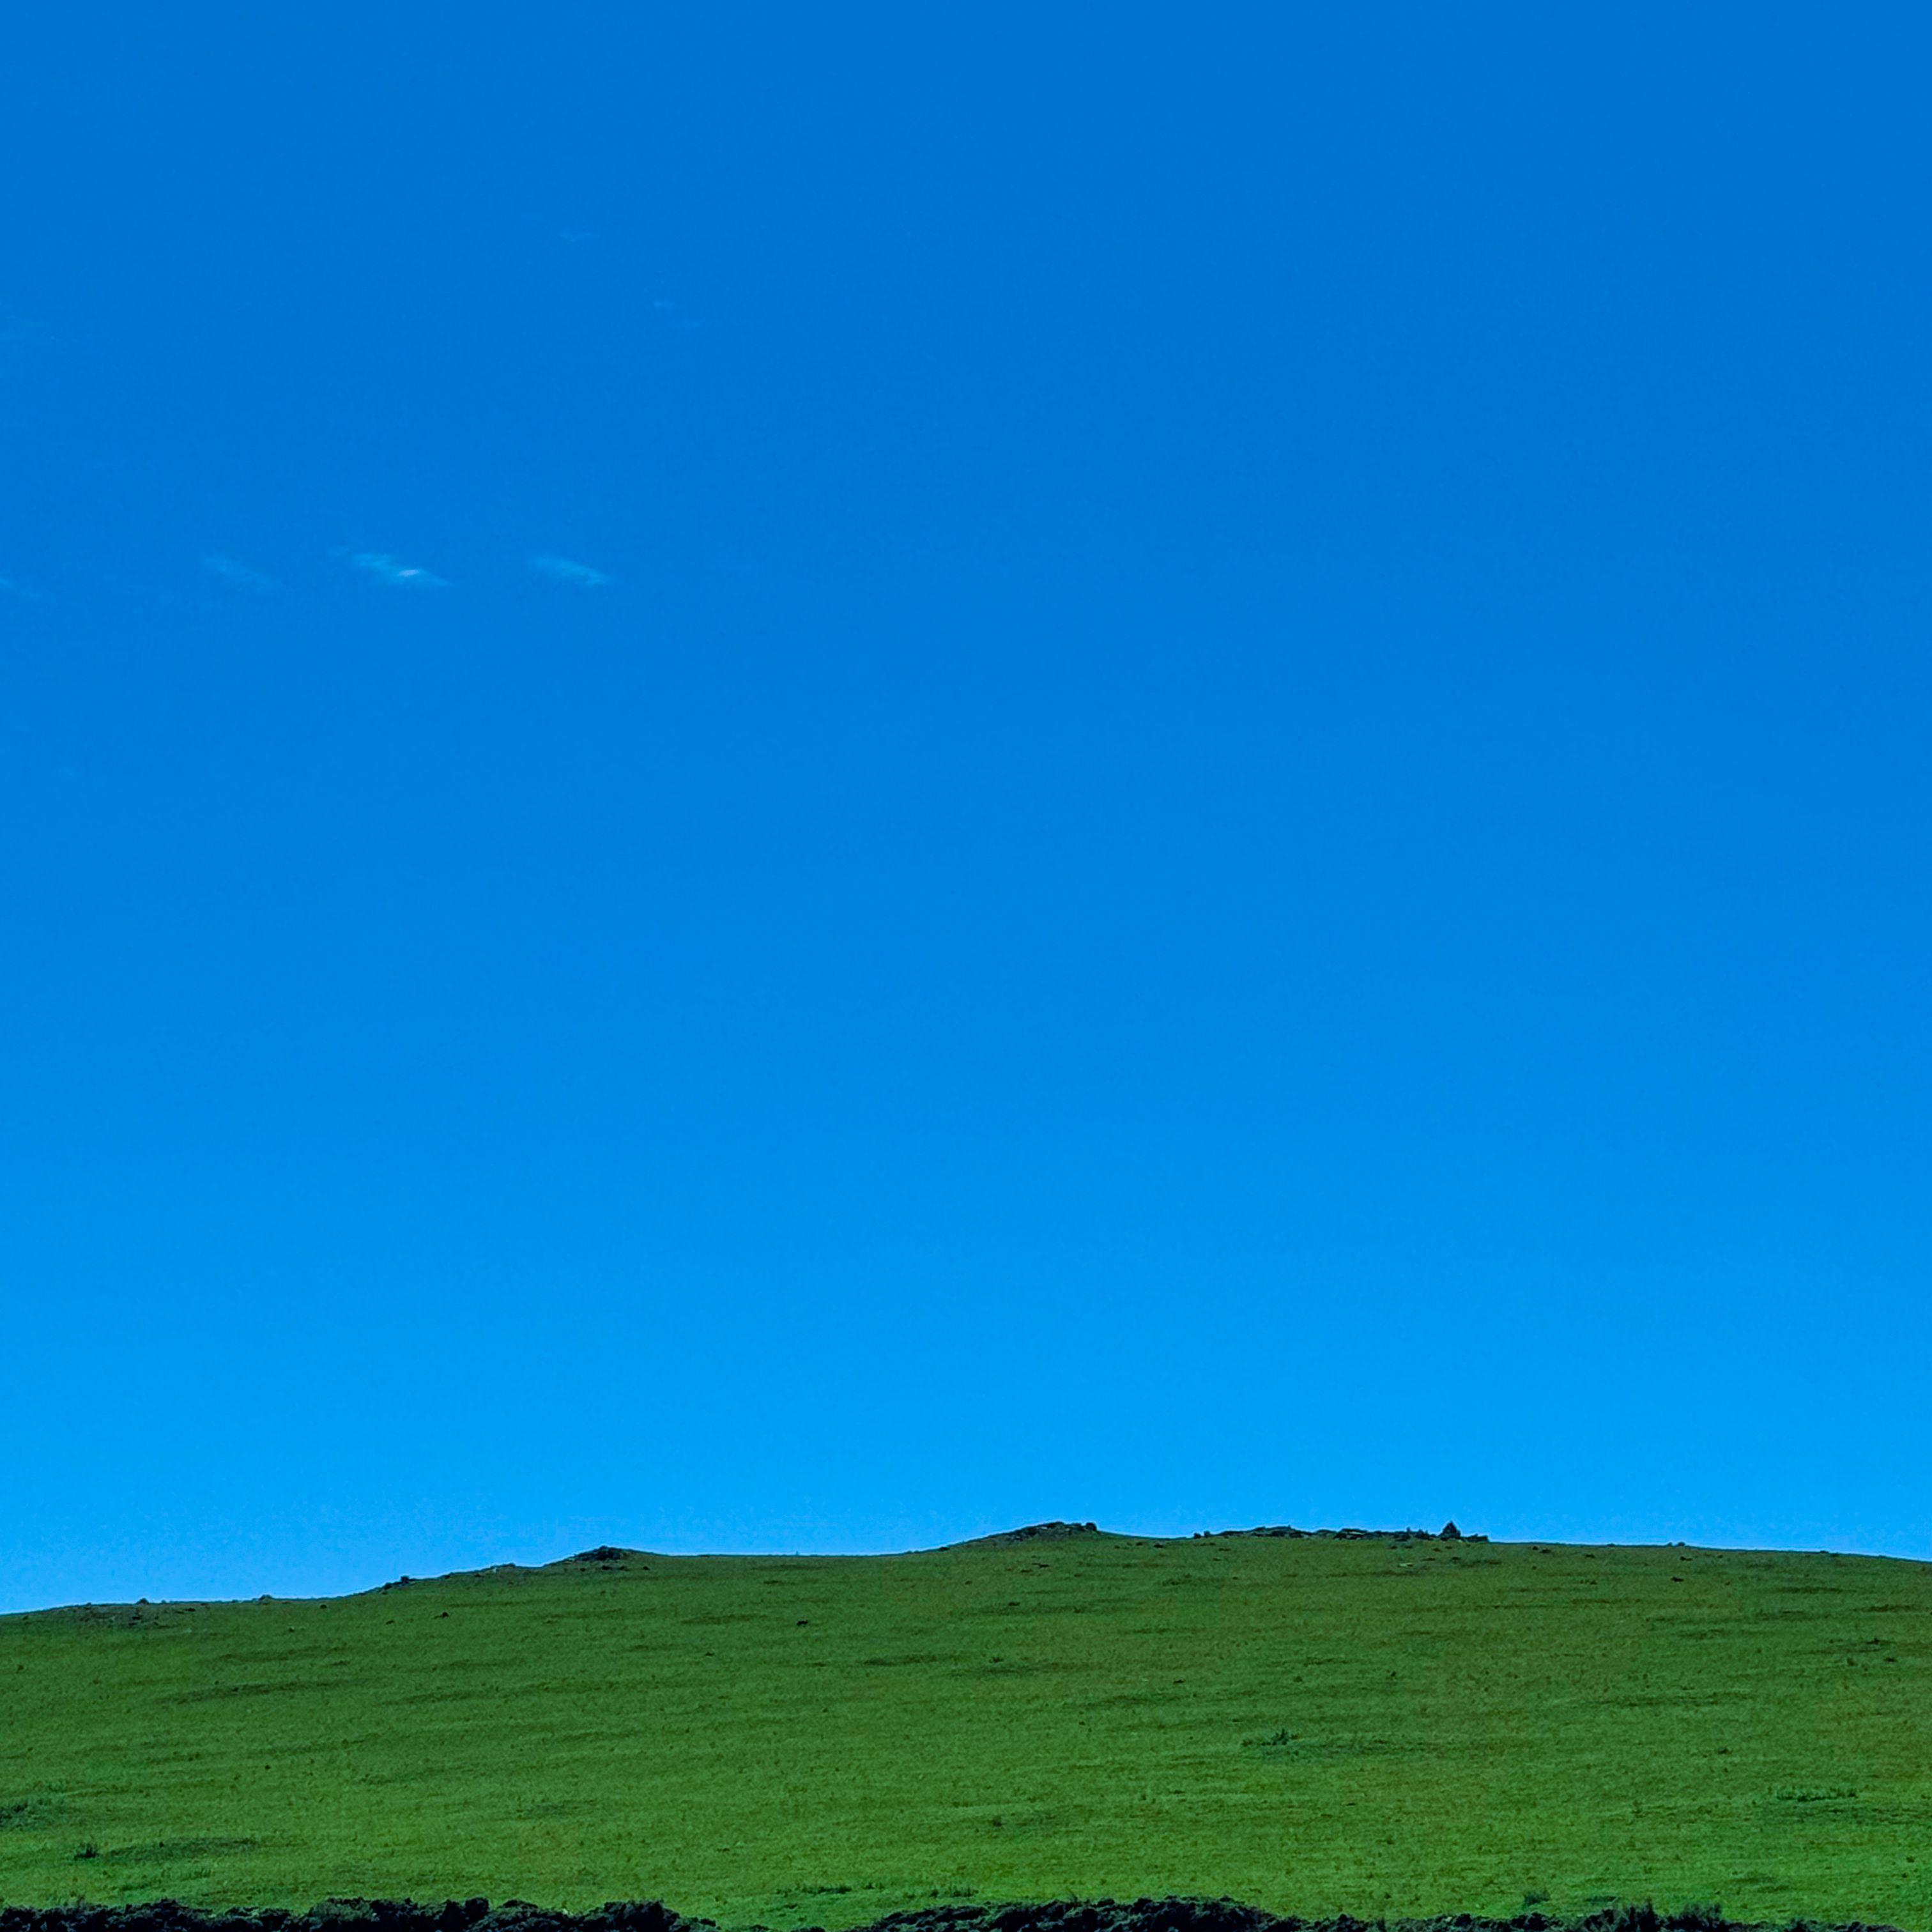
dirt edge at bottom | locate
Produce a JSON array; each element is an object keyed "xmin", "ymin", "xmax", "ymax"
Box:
[{"xmin": 0, "ymin": 1899, "xmax": 1901, "ymax": 1932}]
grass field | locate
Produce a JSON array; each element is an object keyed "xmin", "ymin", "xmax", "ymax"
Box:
[{"xmin": 2, "ymin": 1528, "xmax": 1929, "ymax": 1929}]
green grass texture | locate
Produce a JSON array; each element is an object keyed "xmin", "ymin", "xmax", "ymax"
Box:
[{"xmin": 3, "ymin": 1530, "xmax": 1929, "ymax": 1928}]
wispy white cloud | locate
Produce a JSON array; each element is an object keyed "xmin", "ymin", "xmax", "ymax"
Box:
[
  {"xmin": 349, "ymin": 551, "xmax": 447, "ymax": 588},
  {"xmin": 203, "ymin": 553, "xmax": 274, "ymax": 590},
  {"xmin": 530, "ymin": 554, "xmax": 610, "ymax": 588},
  {"xmin": 0, "ymin": 574, "xmax": 51, "ymax": 604}
]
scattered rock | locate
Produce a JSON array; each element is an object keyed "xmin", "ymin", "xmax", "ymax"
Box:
[{"xmin": 1196, "ymin": 1524, "xmax": 1489, "ymax": 1545}]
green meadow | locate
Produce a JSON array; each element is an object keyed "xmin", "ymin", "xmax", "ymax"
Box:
[{"xmin": 2, "ymin": 1529, "xmax": 1928, "ymax": 1929}]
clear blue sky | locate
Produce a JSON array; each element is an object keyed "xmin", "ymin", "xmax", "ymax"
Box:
[{"xmin": 4, "ymin": 7, "xmax": 1929, "ymax": 1613}]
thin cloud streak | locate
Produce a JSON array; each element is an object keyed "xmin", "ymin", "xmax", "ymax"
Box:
[
  {"xmin": 349, "ymin": 552, "xmax": 448, "ymax": 588},
  {"xmin": 530, "ymin": 555, "xmax": 610, "ymax": 588},
  {"xmin": 203, "ymin": 554, "xmax": 274, "ymax": 590}
]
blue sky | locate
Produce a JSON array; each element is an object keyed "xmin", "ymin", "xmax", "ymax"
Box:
[{"xmin": 4, "ymin": 6, "xmax": 1929, "ymax": 1612}]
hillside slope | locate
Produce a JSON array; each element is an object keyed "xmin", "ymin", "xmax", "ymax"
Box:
[{"xmin": 2, "ymin": 1531, "xmax": 1928, "ymax": 1928}]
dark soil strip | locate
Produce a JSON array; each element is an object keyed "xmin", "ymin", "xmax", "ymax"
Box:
[{"xmin": 0, "ymin": 1901, "xmax": 1897, "ymax": 1932}]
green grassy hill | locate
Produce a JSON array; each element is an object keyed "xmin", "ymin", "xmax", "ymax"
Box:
[{"xmin": 3, "ymin": 1528, "xmax": 1929, "ymax": 1929}]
